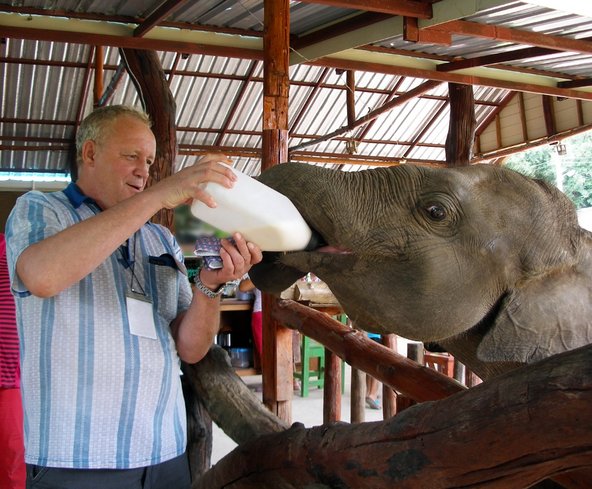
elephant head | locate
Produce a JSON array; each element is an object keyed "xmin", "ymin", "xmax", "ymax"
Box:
[{"xmin": 250, "ymin": 163, "xmax": 592, "ymax": 379}]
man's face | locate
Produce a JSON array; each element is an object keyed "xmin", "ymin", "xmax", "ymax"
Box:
[{"xmin": 79, "ymin": 115, "xmax": 157, "ymax": 209}]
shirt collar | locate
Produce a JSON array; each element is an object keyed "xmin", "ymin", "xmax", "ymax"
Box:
[{"xmin": 63, "ymin": 182, "xmax": 98, "ymax": 209}]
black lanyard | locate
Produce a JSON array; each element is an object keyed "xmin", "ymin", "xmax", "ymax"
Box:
[{"xmin": 119, "ymin": 233, "xmax": 146, "ymax": 296}]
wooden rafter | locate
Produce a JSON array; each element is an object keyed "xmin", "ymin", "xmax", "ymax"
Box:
[
  {"xmin": 435, "ymin": 19, "xmax": 592, "ymax": 55},
  {"xmin": 167, "ymin": 52, "xmax": 182, "ymax": 85},
  {"xmin": 310, "ymin": 56, "xmax": 592, "ymax": 101},
  {"xmin": 292, "ymin": 12, "xmax": 390, "ymax": 51},
  {"xmin": 288, "ymin": 67, "xmax": 331, "ymax": 134},
  {"xmin": 542, "ymin": 95, "xmax": 557, "ymax": 136},
  {"xmin": 93, "ymin": 46, "xmax": 104, "ymax": 107},
  {"xmin": 0, "ymin": 5, "xmax": 261, "ymax": 38},
  {"xmin": 133, "ymin": 0, "xmax": 189, "ymax": 38},
  {"xmin": 475, "ymin": 91, "xmax": 516, "ymax": 137},
  {"xmin": 214, "ymin": 60, "xmax": 259, "ymax": 147},
  {"xmin": 289, "ymin": 80, "xmax": 442, "ymax": 152},
  {"xmin": 0, "ymin": 25, "xmax": 263, "ymax": 60},
  {"xmin": 296, "ymin": 0, "xmax": 432, "ymax": 17},
  {"xmin": 559, "ymin": 78, "xmax": 592, "ymax": 89},
  {"xmin": 403, "ymin": 99, "xmax": 449, "ymax": 159},
  {"xmin": 2, "ymin": 18, "xmax": 591, "ymax": 101},
  {"xmin": 437, "ymin": 45, "xmax": 565, "ymax": 72},
  {"xmin": 345, "ymin": 70, "xmax": 356, "ymax": 127},
  {"xmin": 355, "ymin": 77, "xmax": 406, "ymax": 142}
]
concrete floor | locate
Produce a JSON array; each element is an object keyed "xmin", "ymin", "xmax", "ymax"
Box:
[{"xmin": 210, "ymin": 364, "xmax": 385, "ymax": 465}]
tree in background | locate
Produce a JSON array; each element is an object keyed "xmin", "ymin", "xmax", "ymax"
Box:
[{"xmin": 505, "ymin": 131, "xmax": 592, "ymax": 209}]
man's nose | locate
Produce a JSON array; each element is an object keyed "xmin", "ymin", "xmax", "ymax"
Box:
[{"xmin": 135, "ymin": 158, "xmax": 151, "ymax": 177}]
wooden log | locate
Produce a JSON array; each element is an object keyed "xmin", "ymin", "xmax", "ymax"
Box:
[
  {"xmin": 194, "ymin": 344, "xmax": 592, "ymax": 489},
  {"xmin": 261, "ymin": 0, "xmax": 291, "ymax": 422},
  {"xmin": 381, "ymin": 334, "xmax": 397, "ymax": 418},
  {"xmin": 445, "ymin": 82, "xmax": 476, "ymax": 166},
  {"xmin": 182, "ymin": 345, "xmax": 289, "ymax": 448},
  {"xmin": 323, "ymin": 349, "xmax": 341, "ymax": 423},
  {"xmin": 120, "ymin": 48, "xmax": 177, "ymax": 229},
  {"xmin": 181, "ymin": 374, "xmax": 212, "ymax": 479},
  {"xmin": 350, "ymin": 367, "xmax": 365, "ymax": 423},
  {"xmin": 272, "ymin": 299, "xmax": 465, "ymax": 402}
]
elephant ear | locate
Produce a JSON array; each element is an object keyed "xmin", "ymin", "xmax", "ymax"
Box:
[{"xmin": 477, "ymin": 268, "xmax": 592, "ymax": 364}]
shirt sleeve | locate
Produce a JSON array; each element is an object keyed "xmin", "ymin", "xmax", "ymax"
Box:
[{"xmin": 5, "ymin": 191, "xmax": 64, "ymax": 297}]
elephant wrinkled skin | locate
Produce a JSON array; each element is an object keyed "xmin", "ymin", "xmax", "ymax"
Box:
[{"xmin": 250, "ymin": 163, "xmax": 592, "ymax": 380}]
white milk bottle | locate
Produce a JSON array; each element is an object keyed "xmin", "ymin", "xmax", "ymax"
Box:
[{"xmin": 190, "ymin": 166, "xmax": 315, "ymax": 251}]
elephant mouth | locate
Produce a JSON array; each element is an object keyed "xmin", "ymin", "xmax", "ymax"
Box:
[
  {"xmin": 249, "ymin": 197, "xmax": 352, "ymax": 293},
  {"xmin": 315, "ymin": 244, "xmax": 352, "ymax": 254},
  {"xmin": 293, "ymin": 224, "xmax": 353, "ymax": 255}
]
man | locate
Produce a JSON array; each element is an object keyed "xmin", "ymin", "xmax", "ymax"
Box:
[{"xmin": 5, "ymin": 105, "xmax": 262, "ymax": 488}]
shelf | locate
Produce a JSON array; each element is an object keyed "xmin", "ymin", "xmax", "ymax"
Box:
[
  {"xmin": 220, "ymin": 299, "xmax": 252, "ymax": 311},
  {"xmin": 235, "ymin": 367, "xmax": 259, "ymax": 377}
]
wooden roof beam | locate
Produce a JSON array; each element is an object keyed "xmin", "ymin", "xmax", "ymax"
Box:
[
  {"xmin": 289, "ymin": 0, "xmax": 518, "ymax": 64},
  {"xmin": 134, "ymin": 0, "xmax": 189, "ymax": 38},
  {"xmin": 314, "ymin": 53, "xmax": 592, "ymax": 100},
  {"xmin": 292, "ymin": 12, "xmax": 390, "ymax": 50},
  {"xmin": 559, "ymin": 78, "xmax": 592, "ymax": 89},
  {"xmin": 475, "ymin": 91, "xmax": 516, "ymax": 137},
  {"xmin": 403, "ymin": 99, "xmax": 449, "ymax": 159},
  {"xmin": 435, "ymin": 20, "xmax": 592, "ymax": 55},
  {"xmin": 355, "ymin": 76, "xmax": 406, "ymax": 141},
  {"xmin": 214, "ymin": 60, "xmax": 259, "ymax": 147},
  {"xmin": 288, "ymin": 67, "xmax": 331, "ymax": 134},
  {"xmin": 289, "ymin": 79, "xmax": 442, "ymax": 152},
  {"xmin": 0, "ymin": 13, "xmax": 263, "ymax": 59},
  {"xmin": 437, "ymin": 46, "xmax": 559, "ymax": 72},
  {"xmin": 295, "ymin": 0, "xmax": 432, "ymax": 17}
]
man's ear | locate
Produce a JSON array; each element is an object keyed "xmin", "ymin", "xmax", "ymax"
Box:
[{"xmin": 81, "ymin": 139, "xmax": 97, "ymax": 167}]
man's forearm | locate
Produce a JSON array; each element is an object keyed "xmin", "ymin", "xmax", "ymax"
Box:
[
  {"xmin": 16, "ymin": 189, "xmax": 163, "ymax": 297},
  {"xmin": 173, "ymin": 290, "xmax": 221, "ymax": 364}
]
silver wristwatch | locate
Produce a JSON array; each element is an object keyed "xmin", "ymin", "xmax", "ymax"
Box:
[{"xmin": 194, "ymin": 270, "xmax": 225, "ymax": 299}]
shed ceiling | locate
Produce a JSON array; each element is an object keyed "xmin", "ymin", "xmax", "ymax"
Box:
[{"xmin": 1, "ymin": 0, "xmax": 592, "ymax": 178}]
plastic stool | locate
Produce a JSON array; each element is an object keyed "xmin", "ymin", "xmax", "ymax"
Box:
[{"xmin": 294, "ymin": 335, "xmax": 346, "ymax": 397}]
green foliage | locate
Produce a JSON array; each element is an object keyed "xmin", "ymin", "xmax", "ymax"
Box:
[{"xmin": 505, "ymin": 131, "xmax": 592, "ymax": 209}]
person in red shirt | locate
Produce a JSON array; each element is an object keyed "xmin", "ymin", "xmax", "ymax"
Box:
[{"xmin": 0, "ymin": 233, "xmax": 25, "ymax": 488}]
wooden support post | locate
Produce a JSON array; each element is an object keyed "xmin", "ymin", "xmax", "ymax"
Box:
[
  {"xmin": 120, "ymin": 48, "xmax": 177, "ymax": 229},
  {"xmin": 381, "ymin": 334, "xmax": 397, "ymax": 419},
  {"xmin": 346, "ymin": 70, "xmax": 356, "ymax": 128},
  {"xmin": 323, "ymin": 349, "xmax": 342, "ymax": 423},
  {"xmin": 93, "ymin": 45, "xmax": 103, "ymax": 108},
  {"xmin": 445, "ymin": 82, "xmax": 476, "ymax": 166},
  {"xmin": 350, "ymin": 367, "xmax": 365, "ymax": 423},
  {"xmin": 261, "ymin": 0, "xmax": 291, "ymax": 422},
  {"xmin": 262, "ymin": 295, "xmax": 293, "ymax": 421},
  {"xmin": 542, "ymin": 94, "xmax": 556, "ymax": 137}
]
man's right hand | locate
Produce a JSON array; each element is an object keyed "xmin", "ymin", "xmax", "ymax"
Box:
[{"xmin": 151, "ymin": 153, "xmax": 237, "ymax": 210}]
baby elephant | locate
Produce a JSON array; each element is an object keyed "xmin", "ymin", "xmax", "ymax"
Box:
[{"xmin": 250, "ymin": 163, "xmax": 592, "ymax": 380}]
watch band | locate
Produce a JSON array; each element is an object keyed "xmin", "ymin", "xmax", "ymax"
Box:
[{"xmin": 194, "ymin": 270, "xmax": 225, "ymax": 299}]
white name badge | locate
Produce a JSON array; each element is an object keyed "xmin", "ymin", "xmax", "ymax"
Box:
[{"xmin": 126, "ymin": 291, "xmax": 157, "ymax": 339}]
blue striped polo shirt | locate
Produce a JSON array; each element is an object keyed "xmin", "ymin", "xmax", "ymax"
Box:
[{"xmin": 5, "ymin": 184, "xmax": 193, "ymax": 469}]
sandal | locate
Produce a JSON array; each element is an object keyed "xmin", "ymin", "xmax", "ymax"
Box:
[{"xmin": 365, "ymin": 396, "xmax": 381, "ymax": 410}]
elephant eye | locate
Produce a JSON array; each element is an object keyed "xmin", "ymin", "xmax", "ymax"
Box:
[{"xmin": 425, "ymin": 203, "xmax": 447, "ymax": 221}]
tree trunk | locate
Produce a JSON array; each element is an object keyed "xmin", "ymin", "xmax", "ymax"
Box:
[
  {"xmin": 445, "ymin": 82, "xmax": 476, "ymax": 166},
  {"xmin": 183, "ymin": 346, "xmax": 289, "ymax": 448},
  {"xmin": 120, "ymin": 48, "xmax": 177, "ymax": 229},
  {"xmin": 182, "ymin": 374, "xmax": 212, "ymax": 479},
  {"xmin": 194, "ymin": 344, "xmax": 592, "ymax": 488}
]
